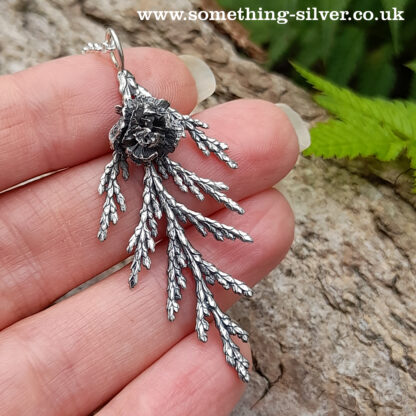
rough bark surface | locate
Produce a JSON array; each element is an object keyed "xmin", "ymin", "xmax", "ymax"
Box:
[{"xmin": 1, "ymin": 0, "xmax": 415, "ymax": 414}]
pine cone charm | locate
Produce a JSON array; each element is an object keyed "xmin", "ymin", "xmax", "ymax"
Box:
[{"xmin": 111, "ymin": 96, "xmax": 183, "ymax": 164}]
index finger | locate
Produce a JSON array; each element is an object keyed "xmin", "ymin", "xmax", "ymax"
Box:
[{"xmin": 0, "ymin": 47, "xmax": 197, "ymax": 191}]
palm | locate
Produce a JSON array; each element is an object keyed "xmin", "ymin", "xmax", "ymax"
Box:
[{"xmin": 0, "ymin": 48, "xmax": 297, "ymax": 415}]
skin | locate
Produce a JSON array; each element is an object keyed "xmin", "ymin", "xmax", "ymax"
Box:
[{"xmin": 0, "ymin": 48, "xmax": 298, "ymax": 415}]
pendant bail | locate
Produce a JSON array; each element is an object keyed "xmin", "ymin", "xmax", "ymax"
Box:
[
  {"xmin": 82, "ymin": 27, "xmax": 124, "ymax": 73},
  {"xmin": 105, "ymin": 28, "xmax": 124, "ymax": 72}
]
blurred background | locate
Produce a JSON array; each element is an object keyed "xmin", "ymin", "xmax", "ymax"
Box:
[{"xmin": 219, "ymin": 0, "xmax": 416, "ymax": 99}]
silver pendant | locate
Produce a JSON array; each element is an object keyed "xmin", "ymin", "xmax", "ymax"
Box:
[{"xmin": 83, "ymin": 28, "xmax": 253, "ymax": 382}]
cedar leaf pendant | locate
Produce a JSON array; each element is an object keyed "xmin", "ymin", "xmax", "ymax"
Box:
[{"xmin": 87, "ymin": 29, "xmax": 253, "ymax": 382}]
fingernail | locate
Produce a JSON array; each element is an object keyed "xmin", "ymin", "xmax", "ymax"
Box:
[
  {"xmin": 275, "ymin": 103, "xmax": 311, "ymax": 152},
  {"xmin": 179, "ymin": 55, "xmax": 216, "ymax": 104}
]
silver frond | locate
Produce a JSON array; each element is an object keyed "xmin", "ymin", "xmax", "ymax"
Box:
[
  {"xmin": 92, "ymin": 30, "xmax": 254, "ymax": 381},
  {"xmin": 97, "ymin": 151, "xmax": 128, "ymax": 241},
  {"xmin": 157, "ymin": 157, "xmax": 244, "ymax": 214},
  {"xmin": 125, "ymin": 163, "xmax": 252, "ymax": 381},
  {"xmin": 169, "ymin": 109, "xmax": 238, "ymax": 169}
]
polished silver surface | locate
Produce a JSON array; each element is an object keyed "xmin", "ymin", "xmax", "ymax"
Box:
[
  {"xmin": 84, "ymin": 28, "xmax": 253, "ymax": 382},
  {"xmin": 82, "ymin": 27, "xmax": 124, "ymax": 72}
]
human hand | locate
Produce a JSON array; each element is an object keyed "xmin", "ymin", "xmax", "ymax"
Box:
[{"xmin": 0, "ymin": 48, "xmax": 298, "ymax": 415}]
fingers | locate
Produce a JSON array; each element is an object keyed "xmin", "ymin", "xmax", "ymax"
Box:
[
  {"xmin": 0, "ymin": 99, "xmax": 298, "ymax": 329},
  {"xmin": 98, "ymin": 331, "xmax": 250, "ymax": 416},
  {"xmin": 0, "ymin": 47, "xmax": 198, "ymax": 191},
  {"xmin": 0, "ymin": 189, "xmax": 294, "ymax": 416}
]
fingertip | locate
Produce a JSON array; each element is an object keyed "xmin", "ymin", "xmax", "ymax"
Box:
[
  {"xmin": 0, "ymin": 47, "xmax": 199, "ymax": 190},
  {"xmin": 233, "ymin": 188, "xmax": 295, "ymax": 283},
  {"xmin": 124, "ymin": 47, "xmax": 198, "ymax": 113},
  {"xmin": 98, "ymin": 330, "xmax": 252, "ymax": 416},
  {"xmin": 76, "ymin": 47, "xmax": 198, "ymax": 114},
  {"xmin": 248, "ymin": 99, "xmax": 299, "ymax": 179},
  {"xmin": 242, "ymin": 187, "xmax": 294, "ymax": 252},
  {"xmin": 205, "ymin": 332, "xmax": 251, "ymax": 403},
  {"xmin": 273, "ymin": 103, "xmax": 300, "ymax": 165},
  {"xmin": 271, "ymin": 188, "xmax": 296, "ymax": 262},
  {"xmin": 190, "ymin": 99, "xmax": 299, "ymax": 193}
]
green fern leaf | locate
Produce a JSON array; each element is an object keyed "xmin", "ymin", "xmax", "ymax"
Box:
[
  {"xmin": 315, "ymin": 96, "xmax": 416, "ymax": 140},
  {"xmin": 304, "ymin": 119, "xmax": 406, "ymax": 161},
  {"xmin": 406, "ymin": 60, "xmax": 416, "ymax": 73},
  {"xmin": 292, "ymin": 62, "xmax": 416, "ymax": 141},
  {"xmin": 294, "ymin": 63, "xmax": 416, "ymax": 191}
]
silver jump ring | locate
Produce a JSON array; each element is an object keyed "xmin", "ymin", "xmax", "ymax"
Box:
[{"xmin": 106, "ymin": 28, "xmax": 124, "ymax": 72}]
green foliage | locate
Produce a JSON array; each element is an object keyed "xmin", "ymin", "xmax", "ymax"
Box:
[
  {"xmin": 293, "ymin": 64, "xmax": 416, "ymax": 189},
  {"xmin": 407, "ymin": 60, "xmax": 416, "ymax": 73},
  {"xmin": 381, "ymin": 0, "xmax": 408, "ymax": 53},
  {"xmin": 218, "ymin": 0, "xmax": 416, "ymax": 99}
]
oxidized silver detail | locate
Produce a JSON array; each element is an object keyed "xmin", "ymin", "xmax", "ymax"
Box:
[{"xmin": 85, "ymin": 28, "xmax": 253, "ymax": 382}]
